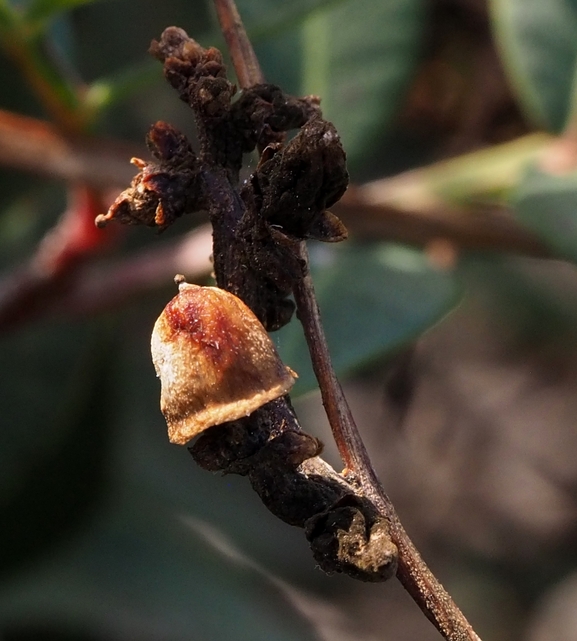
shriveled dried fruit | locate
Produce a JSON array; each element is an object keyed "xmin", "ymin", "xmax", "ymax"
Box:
[{"xmin": 151, "ymin": 278, "xmax": 296, "ymax": 444}]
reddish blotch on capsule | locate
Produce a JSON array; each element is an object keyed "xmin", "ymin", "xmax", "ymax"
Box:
[{"xmin": 151, "ymin": 277, "xmax": 297, "ymax": 444}]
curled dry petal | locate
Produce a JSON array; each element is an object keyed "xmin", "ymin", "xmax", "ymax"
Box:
[
  {"xmin": 151, "ymin": 280, "xmax": 297, "ymax": 444},
  {"xmin": 94, "ymin": 122, "xmax": 203, "ymax": 231}
]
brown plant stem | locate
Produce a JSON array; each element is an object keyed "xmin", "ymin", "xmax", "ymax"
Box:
[
  {"xmin": 0, "ymin": 109, "xmax": 139, "ymax": 187},
  {"xmin": 292, "ymin": 242, "xmax": 480, "ymax": 641},
  {"xmin": 0, "ymin": 12, "xmax": 133, "ymax": 330},
  {"xmin": 0, "ymin": 185, "xmax": 118, "ymax": 331},
  {"xmin": 213, "ymin": 0, "xmax": 264, "ymax": 87},
  {"xmin": 333, "ymin": 195, "xmax": 549, "ymax": 257},
  {"xmin": 213, "ymin": 0, "xmax": 483, "ymax": 638},
  {"xmin": 292, "ymin": 241, "xmax": 374, "ymax": 477},
  {"xmin": 0, "ymin": 222, "xmax": 212, "ymax": 329},
  {"xmin": 0, "ymin": 120, "xmax": 136, "ymax": 331},
  {"xmin": 55, "ymin": 224, "xmax": 212, "ymax": 317}
]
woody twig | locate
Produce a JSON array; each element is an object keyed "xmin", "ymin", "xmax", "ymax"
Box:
[{"xmin": 96, "ymin": 4, "xmax": 482, "ymax": 638}]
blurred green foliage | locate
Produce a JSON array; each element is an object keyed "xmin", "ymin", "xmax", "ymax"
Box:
[
  {"xmin": 490, "ymin": 0, "xmax": 577, "ymax": 132},
  {"xmin": 2, "ymin": 0, "xmax": 577, "ymax": 639},
  {"xmin": 515, "ymin": 167, "xmax": 577, "ymax": 263},
  {"xmin": 277, "ymin": 243, "xmax": 459, "ymax": 396}
]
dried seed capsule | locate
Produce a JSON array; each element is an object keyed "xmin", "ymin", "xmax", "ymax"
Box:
[{"xmin": 151, "ymin": 279, "xmax": 296, "ymax": 444}]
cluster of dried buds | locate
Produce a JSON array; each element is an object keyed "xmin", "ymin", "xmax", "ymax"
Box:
[
  {"xmin": 96, "ymin": 26, "xmax": 349, "ymax": 331},
  {"xmin": 97, "ymin": 26, "xmax": 398, "ymax": 583}
]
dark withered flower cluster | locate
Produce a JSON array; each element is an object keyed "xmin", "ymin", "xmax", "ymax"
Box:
[
  {"xmin": 96, "ymin": 26, "xmax": 349, "ymax": 331},
  {"xmin": 94, "ymin": 27, "xmax": 401, "ymax": 585}
]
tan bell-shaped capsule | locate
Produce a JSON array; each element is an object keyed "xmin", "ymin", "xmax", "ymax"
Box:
[{"xmin": 151, "ymin": 279, "xmax": 297, "ymax": 445}]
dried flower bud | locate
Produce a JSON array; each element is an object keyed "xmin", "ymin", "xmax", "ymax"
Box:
[{"xmin": 151, "ymin": 279, "xmax": 296, "ymax": 444}]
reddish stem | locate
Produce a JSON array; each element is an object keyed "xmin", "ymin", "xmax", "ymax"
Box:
[{"xmin": 213, "ymin": 0, "xmax": 264, "ymax": 88}]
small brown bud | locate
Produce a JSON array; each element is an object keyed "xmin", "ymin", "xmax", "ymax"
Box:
[{"xmin": 151, "ymin": 280, "xmax": 297, "ymax": 444}]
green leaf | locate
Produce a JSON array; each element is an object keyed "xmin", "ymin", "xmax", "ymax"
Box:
[
  {"xmin": 490, "ymin": 0, "xmax": 577, "ymax": 132},
  {"xmin": 514, "ymin": 165, "xmax": 577, "ymax": 262},
  {"xmin": 236, "ymin": 0, "xmax": 306, "ymax": 96},
  {"xmin": 0, "ymin": 496, "xmax": 324, "ymax": 641},
  {"xmin": 275, "ymin": 243, "xmax": 460, "ymax": 396},
  {"xmin": 235, "ymin": 0, "xmax": 425, "ymax": 171},
  {"xmin": 85, "ymin": 60, "xmax": 161, "ymax": 113},
  {"xmin": 300, "ymin": 0, "xmax": 425, "ymax": 170},
  {"xmin": 0, "ymin": 320, "xmax": 116, "ymax": 577},
  {"xmin": 87, "ymin": 0, "xmax": 341, "ymax": 111},
  {"xmin": 23, "ymin": 0, "xmax": 102, "ymax": 27},
  {"xmin": 0, "ymin": 1, "xmax": 19, "ymax": 34}
]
